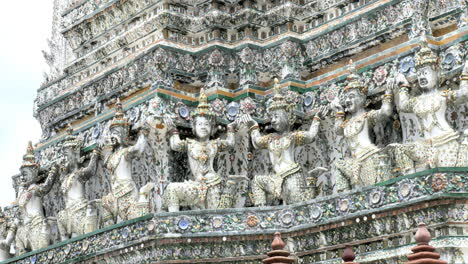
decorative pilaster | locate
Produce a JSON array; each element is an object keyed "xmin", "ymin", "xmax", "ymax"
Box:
[
  {"xmin": 406, "ymin": 223, "xmax": 447, "ymax": 264},
  {"xmin": 262, "ymin": 232, "xmax": 295, "ymax": 264},
  {"xmin": 408, "ymin": 0, "xmax": 432, "ymax": 39}
]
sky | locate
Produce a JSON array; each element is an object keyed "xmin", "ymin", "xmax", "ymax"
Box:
[{"xmin": 0, "ymin": 2, "xmax": 53, "ymax": 207}]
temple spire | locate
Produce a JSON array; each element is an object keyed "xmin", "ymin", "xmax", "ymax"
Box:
[{"xmin": 406, "ymin": 223, "xmax": 447, "ymax": 264}]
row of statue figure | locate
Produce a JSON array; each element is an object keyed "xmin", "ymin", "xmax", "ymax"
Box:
[{"xmin": 2, "ymin": 43, "xmax": 468, "ymax": 259}]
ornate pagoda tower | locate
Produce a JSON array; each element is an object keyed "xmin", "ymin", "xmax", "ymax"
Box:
[{"xmin": 5, "ymin": 0, "xmax": 467, "ymax": 263}]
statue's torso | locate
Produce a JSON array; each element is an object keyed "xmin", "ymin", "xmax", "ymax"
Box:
[
  {"xmin": 106, "ymin": 148, "xmax": 133, "ymax": 183},
  {"xmin": 413, "ymin": 92, "xmax": 454, "ymax": 138},
  {"xmin": 343, "ymin": 112, "xmax": 374, "ymax": 154},
  {"xmin": 61, "ymin": 169, "xmax": 86, "ymax": 204},
  {"xmin": 187, "ymin": 139, "xmax": 219, "ymax": 182},
  {"xmin": 17, "ymin": 186, "xmax": 45, "ymax": 220},
  {"xmin": 106, "ymin": 147, "xmax": 138, "ymax": 197},
  {"xmin": 267, "ymin": 133, "xmax": 296, "ymax": 174}
]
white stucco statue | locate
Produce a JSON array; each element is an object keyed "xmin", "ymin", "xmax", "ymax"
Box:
[
  {"xmin": 163, "ymin": 89, "xmax": 241, "ymax": 212},
  {"xmin": 57, "ymin": 125, "xmax": 99, "ymax": 241},
  {"xmin": 242, "ymin": 79, "xmax": 327, "ymax": 206},
  {"xmin": 101, "ymin": 100, "xmax": 155, "ymax": 226},
  {"xmin": 331, "ymin": 61, "xmax": 393, "ymax": 191},
  {"xmin": 392, "ymin": 42, "xmax": 468, "ymax": 172},
  {"xmin": 15, "ymin": 142, "xmax": 59, "ymax": 255},
  {"xmin": 0, "ymin": 207, "xmax": 17, "ymax": 260}
]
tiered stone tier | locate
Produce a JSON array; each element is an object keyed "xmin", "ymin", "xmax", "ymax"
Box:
[
  {"xmin": 33, "ymin": 0, "xmax": 465, "ymax": 139},
  {"xmin": 4, "ymin": 168, "xmax": 467, "ymax": 263}
]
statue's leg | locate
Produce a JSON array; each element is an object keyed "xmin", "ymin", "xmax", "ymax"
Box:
[
  {"xmin": 164, "ymin": 183, "xmax": 183, "ymax": 212},
  {"xmin": 393, "ymin": 142, "xmax": 430, "ymax": 172},
  {"xmin": 84, "ymin": 203, "xmax": 98, "ymax": 234},
  {"xmin": 458, "ymin": 134, "xmax": 468, "ymax": 166},
  {"xmin": 252, "ymin": 175, "xmax": 274, "ymax": 206},
  {"xmin": 333, "ymin": 159, "xmax": 353, "ymax": 192},
  {"xmin": 31, "ymin": 221, "xmax": 50, "ymax": 251},
  {"xmin": 218, "ymin": 180, "xmax": 237, "ymax": 209},
  {"xmin": 101, "ymin": 194, "xmax": 117, "ymax": 227},
  {"xmin": 70, "ymin": 204, "xmax": 93, "ymax": 236},
  {"xmin": 57, "ymin": 209, "xmax": 69, "ymax": 241},
  {"xmin": 392, "ymin": 144, "xmax": 416, "ymax": 173},
  {"xmin": 15, "ymin": 228, "xmax": 26, "ymax": 256},
  {"xmin": 435, "ymin": 140, "xmax": 460, "ymax": 167},
  {"xmin": 163, "ymin": 182, "xmax": 199, "ymax": 212},
  {"xmin": 282, "ymin": 173, "xmax": 307, "ymax": 205},
  {"xmin": 360, "ymin": 153, "xmax": 391, "ymax": 186},
  {"xmin": 119, "ymin": 194, "xmax": 139, "ymax": 221},
  {"xmin": 206, "ymin": 185, "xmax": 222, "ymax": 209}
]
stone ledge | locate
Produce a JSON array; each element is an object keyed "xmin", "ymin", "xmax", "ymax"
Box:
[{"xmin": 4, "ymin": 168, "xmax": 467, "ymax": 263}]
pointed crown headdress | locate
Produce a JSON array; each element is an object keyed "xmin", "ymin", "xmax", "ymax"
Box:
[
  {"xmin": 267, "ymin": 78, "xmax": 290, "ymax": 112},
  {"xmin": 21, "ymin": 141, "xmax": 39, "ymax": 169},
  {"xmin": 62, "ymin": 124, "xmax": 82, "ymax": 150},
  {"xmin": 190, "ymin": 88, "xmax": 216, "ymax": 119},
  {"xmin": 414, "ymin": 42, "xmax": 438, "ymax": 70},
  {"xmin": 110, "ymin": 99, "xmax": 131, "ymax": 130},
  {"xmin": 344, "ymin": 60, "xmax": 368, "ymax": 96}
]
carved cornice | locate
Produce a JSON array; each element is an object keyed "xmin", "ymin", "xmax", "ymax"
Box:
[
  {"xmin": 4, "ymin": 168, "xmax": 468, "ymax": 263},
  {"xmin": 33, "ymin": 29, "xmax": 467, "ymax": 143}
]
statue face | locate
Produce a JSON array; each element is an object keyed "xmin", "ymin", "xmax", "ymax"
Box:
[
  {"xmin": 270, "ymin": 109, "xmax": 289, "ymax": 132},
  {"xmin": 109, "ymin": 127, "xmax": 127, "ymax": 147},
  {"xmin": 344, "ymin": 90, "xmax": 365, "ymax": 114},
  {"xmin": 417, "ymin": 65, "xmax": 438, "ymax": 91},
  {"xmin": 193, "ymin": 116, "xmax": 212, "ymax": 140},
  {"xmin": 19, "ymin": 167, "xmax": 38, "ymax": 187}
]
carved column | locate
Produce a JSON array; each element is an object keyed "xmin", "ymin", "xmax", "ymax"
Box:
[
  {"xmin": 262, "ymin": 232, "xmax": 295, "ymax": 264},
  {"xmin": 406, "ymin": 223, "xmax": 447, "ymax": 264}
]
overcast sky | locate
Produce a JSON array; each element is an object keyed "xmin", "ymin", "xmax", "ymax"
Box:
[{"xmin": 0, "ymin": 2, "xmax": 52, "ymax": 207}]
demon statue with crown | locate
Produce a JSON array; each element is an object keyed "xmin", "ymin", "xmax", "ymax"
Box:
[
  {"xmin": 15, "ymin": 142, "xmax": 58, "ymax": 255},
  {"xmin": 57, "ymin": 125, "xmax": 99, "ymax": 241},
  {"xmin": 162, "ymin": 89, "xmax": 242, "ymax": 212},
  {"xmin": 391, "ymin": 43, "xmax": 468, "ymax": 173},
  {"xmin": 101, "ymin": 100, "xmax": 155, "ymax": 226},
  {"xmin": 241, "ymin": 79, "xmax": 328, "ymax": 206},
  {"xmin": 331, "ymin": 62, "xmax": 393, "ymax": 192}
]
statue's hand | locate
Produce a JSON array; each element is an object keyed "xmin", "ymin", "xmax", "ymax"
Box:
[
  {"xmin": 330, "ymin": 97, "xmax": 344, "ymax": 113},
  {"xmin": 139, "ymin": 182, "xmax": 155, "ymax": 194},
  {"xmin": 241, "ymin": 113, "xmax": 258, "ymax": 128},
  {"xmin": 0, "ymin": 239, "xmax": 8, "ymax": 250},
  {"xmin": 315, "ymin": 105, "xmax": 330, "ymax": 120},
  {"xmin": 227, "ymin": 119, "xmax": 239, "ymax": 131},
  {"xmin": 163, "ymin": 115, "xmax": 175, "ymax": 129},
  {"xmin": 463, "ymin": 60, "xmax": 468, "ymax": 75},
  {"xmin": 92, "ymin": 146, "xmax": 101, "ymax": 156},
  {"xmin": 386, "ymin": 76, "xmax": 396, "ymax": 94},
  {"xmin": 395, "ymin": 73, "xmax": 410, "ymax": 89},
  {"xmin": 138, "ymin": 126, "xmax": 150, "ymax": 137}
]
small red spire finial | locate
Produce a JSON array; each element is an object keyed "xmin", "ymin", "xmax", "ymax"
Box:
[
  {"xmin": 414, "ymin": 223, "xmax": 431, "ymax": 245},
  {"xmin": 342, "ymin": 246, "xmax": 356, "ymax": 262},
  {"xmin": 271, "ymin": 232, "xmax": 285, "ymax": 251}
]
